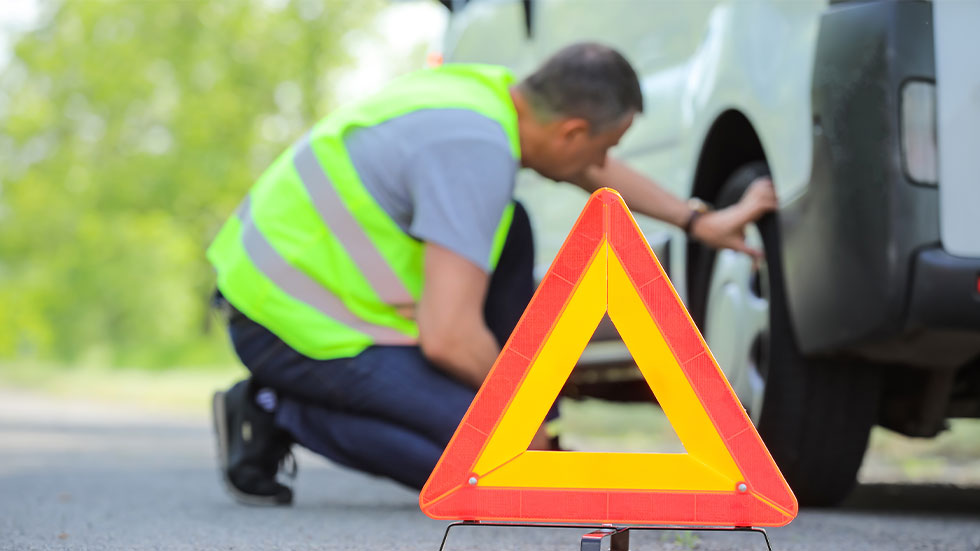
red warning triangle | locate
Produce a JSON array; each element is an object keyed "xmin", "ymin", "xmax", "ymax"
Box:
[{"xmin": 419, "ymin": 188, "xmax": 797, "ymax": 527}]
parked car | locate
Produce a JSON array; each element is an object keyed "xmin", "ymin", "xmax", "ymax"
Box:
[{"xmin": 436, "ymin": 0, "xmax": 980, "ymax": 506}]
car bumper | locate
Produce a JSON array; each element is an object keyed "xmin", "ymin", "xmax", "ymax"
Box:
[{"xmin": 907, "ymin": 247, "xmax": 980, "ymax": 330}]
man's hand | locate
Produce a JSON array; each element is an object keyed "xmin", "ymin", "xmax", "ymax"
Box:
[
  {"xmin": 568, "ymin": 157, "xmax": 777, "ymax": 257},
  {"xmin": 689, "ymin": 177, "xmax": 778, "ymax": 258}
]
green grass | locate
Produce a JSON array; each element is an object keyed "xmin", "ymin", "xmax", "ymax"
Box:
[
  {"xmin": 559, "ymin": 397, "xmax": 980, "ymax": 485},
  {"xmin": 0, "ymin": 361, "xmax": 243, "ymax": 416},
  {"xmin": 860, "ymin": 421, "xmax": 980, "ymax": 485},
  {"xmin": 556, "ymin": 398, "xmax": 685, "ymax": 453}
]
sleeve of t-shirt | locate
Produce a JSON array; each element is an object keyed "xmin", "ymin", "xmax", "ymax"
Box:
[{"xmin": 405, "ymin": 136, "xmax": 517, "ymax": 273}]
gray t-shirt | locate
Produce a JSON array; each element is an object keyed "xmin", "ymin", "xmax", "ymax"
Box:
[{"xmin": 344, "ymin": 108, "xmax": 518, "ymax": 272}]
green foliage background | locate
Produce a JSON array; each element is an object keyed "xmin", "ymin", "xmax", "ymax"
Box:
[{"xmin": 0, "ymin": 0, "xmax": 384, "ymax": 368}]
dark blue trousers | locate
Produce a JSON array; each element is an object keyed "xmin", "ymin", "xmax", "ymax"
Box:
[{"xmin": 227, "ymin": 203, "xmax": 536, "ymax": 490}]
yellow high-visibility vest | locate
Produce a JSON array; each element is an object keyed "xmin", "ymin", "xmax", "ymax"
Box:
[{"xmin": 207, "ymin": 64, "xmax": 520, "ymax": 360}]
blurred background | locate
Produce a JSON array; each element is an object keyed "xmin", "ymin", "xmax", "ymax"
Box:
[
  {"xmin": 0, "ymin": 0, "xmax": 445, "ymax": 399},
  {"xmin": 1, "ymin": 0, "xmax": 977, "ymax": 494}
]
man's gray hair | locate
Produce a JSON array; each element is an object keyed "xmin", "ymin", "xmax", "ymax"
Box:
[{"xmin": 518, "ymin": 42, "xmax": 643, "ymax": 133}]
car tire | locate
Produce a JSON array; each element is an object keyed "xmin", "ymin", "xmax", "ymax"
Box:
[{"xmin": 690, "ymin": 161, "xmax": 881, "ymax": 506}]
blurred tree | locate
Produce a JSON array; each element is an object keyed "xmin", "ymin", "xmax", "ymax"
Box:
[{"xmin": 0, "ymin": 0, "xmax": 384, "ymax": 367}]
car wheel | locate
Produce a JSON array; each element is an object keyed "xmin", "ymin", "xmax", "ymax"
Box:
[{"xmin": 691, "ymin": 161, "xmax": 880, "ymax": 506}]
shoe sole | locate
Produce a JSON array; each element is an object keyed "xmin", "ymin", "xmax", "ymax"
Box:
[{"xmin": 211, "ymin": 391, "xmax": 291, "ymax": 506}]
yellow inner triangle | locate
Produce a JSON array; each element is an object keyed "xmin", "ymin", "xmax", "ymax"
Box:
[{"xmin": 471, "ymin": 239, "xmax": 744, "ymax": 492}]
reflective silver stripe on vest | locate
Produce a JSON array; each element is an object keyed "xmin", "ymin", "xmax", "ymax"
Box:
[
  {"xmin": 236, "ymin": 196, "xmax": 415, "ymax": 345},
  {"xmin": 293, "ymin": 136, "xmax": 414, "ymax": 308}
]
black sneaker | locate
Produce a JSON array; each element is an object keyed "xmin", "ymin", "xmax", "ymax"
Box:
[{"xmin": 212, "ymin": 380, "xmax": 295, "ymax": 506}]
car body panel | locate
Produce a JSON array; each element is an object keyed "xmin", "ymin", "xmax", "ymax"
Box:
[
  {"xmin": 440, "ymin": 0, "xmax": 980, "ymax": 375},
  {"xmin": 442, "ymin": 0, "xmax": 824, "ymax": 302},
  {"xmin": 934, "ymin": 0, "xmax": 980, "ymax": 258}
]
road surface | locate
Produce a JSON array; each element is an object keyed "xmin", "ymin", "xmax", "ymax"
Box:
[{"xmin": 1, "ymin": 390, "xmax": 978, "ymax": 550}]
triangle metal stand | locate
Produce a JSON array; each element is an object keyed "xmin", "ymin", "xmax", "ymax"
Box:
[{"xmin": 438, "ymin": 521, "xmax": 773, "ymax": 551}]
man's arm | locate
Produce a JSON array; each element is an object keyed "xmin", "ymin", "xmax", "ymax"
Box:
[
  {"xmin": 415, "ymin": 242, "xmax": 556, "ymax": 450},
  {"xmin": 569, "ymin": 157, "xmax": 777, "ymax": 257},
  {"xmin": 416, "ymin": 242, "xmax": 500, "ymax": 389}
]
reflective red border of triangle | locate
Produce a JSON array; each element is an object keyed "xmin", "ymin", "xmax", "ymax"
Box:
[{"xmin": 419, "ymin": 189, "xmax": 798, "ymax": 527}]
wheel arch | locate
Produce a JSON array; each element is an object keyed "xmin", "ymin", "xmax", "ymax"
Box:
[
  {"xmin": 687, "ymin": 109, "xmax": 768, "ymax": 324},
  {"xmin": 690, "ymin": 110, "xmax": 767, "ymax": 204}
]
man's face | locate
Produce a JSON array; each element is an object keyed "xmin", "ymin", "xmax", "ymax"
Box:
[{"xmin": 534, "ymin": 112, "xmax": 634, "ymax": 182}]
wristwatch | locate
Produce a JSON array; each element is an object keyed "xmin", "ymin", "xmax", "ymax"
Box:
[{"xmin": 684, "ymin": 197, "xmax": 712, "ymax": 235}]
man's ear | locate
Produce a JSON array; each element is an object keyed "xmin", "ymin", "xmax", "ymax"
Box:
[{"xmin": 557, "ymin": 117, "xmax": 591, "ymax": 142}]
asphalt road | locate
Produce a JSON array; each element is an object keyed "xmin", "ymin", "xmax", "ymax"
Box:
[{"xmin": 1, "ymin": 390, "xmax": 978, "ymax": 551}]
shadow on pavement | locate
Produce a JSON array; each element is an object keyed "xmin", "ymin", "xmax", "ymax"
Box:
[{"xmin": 840, "ymin": 483, "xmax": 980, "ymax": 515}]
